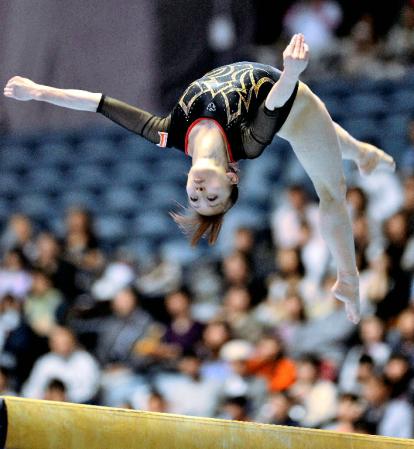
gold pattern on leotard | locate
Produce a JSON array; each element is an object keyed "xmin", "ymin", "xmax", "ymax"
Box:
[{"xmin": 178, "ymin": 64, "xmax": 274, "ymax": 124}]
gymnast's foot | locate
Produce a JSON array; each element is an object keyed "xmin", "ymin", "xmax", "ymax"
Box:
[
  {"xmin": 357, "ymin": 144, "xmax": 396, "ymax": 176},
  {"xmin": 332, "ymin": 273, "xmax": 361, "ymax": 324}
]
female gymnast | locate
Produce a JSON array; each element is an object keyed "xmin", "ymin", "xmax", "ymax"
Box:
[{"xmin": 4, "ymin": 34, "xmax": 395, "ymax": 324}]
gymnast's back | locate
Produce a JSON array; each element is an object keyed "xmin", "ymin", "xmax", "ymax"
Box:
[{"xmin": 98, "ymin": 62, "xmax": 298, "ymax": 161}]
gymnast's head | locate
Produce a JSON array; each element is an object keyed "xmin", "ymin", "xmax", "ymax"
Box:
[{"xmin": 171, "ymin": 154, "xmax": 239, "ymax": 246}]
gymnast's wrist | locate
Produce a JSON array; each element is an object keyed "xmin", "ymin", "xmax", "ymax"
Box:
[
  {"xmin": 280, "ymin": 68, "xmax": 300, "ymax": 83},
  {"xmin": 33, "ymin": 84, "xmax": 48, "ymax": 101}
]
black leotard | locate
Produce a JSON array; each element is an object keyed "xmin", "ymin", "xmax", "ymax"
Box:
[{"xmin": 97, "ymin": 62, "xmax": 298, "ymax": 162}]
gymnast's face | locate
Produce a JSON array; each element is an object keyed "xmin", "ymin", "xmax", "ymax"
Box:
[{"xmin": 187, "ymin": 159, "xmax": 233, "ymax": 216}]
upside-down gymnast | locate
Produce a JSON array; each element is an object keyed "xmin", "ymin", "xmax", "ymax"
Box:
[{"xmin": 4, "ymin": 34, "xmax": 395, "ymax": 324}]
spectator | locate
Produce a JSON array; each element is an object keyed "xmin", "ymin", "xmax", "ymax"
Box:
[
  {"xmin": 256, "ymin": 391, "xmax": 299, "ymax": 426},
  {"xmin": 1, "ymin": 294, "xmax": 46, "ymax": 390},
  {"xmin": 276, "ymin": 292, "xmax": 309, "ymax": 352},
  {"xmin": 362, "ymin": 374, "xmax": 414, "ymax": 438},
  {"xmin": 376, "ymin": 212, "xmax": 412, "ymax": 320},
  {"xmin": 91, "ymin": 250, "xmax": 136, "ymax": 301},
  {"xmin": 0, "ymin": 367, "xmax": 16, "ymax": 396},
  {"xmin": 401, "ymin": 124, "xmax": 414, "ymax": 178},
  {"xmin": 220, "ymin": 251, "xmax": 267, "ymax": 306},
  {"xmin": 340, "ymin": 14, "xmax": 384, "ymax": 78},
  {"xmin": 24, "ymin": 269, "xmax": 63, "ymax": 337},
  {"xmin": 155, "ymin": 350, "xmax": 221, "ymax": 417},
  {"xmin": 0, "ymin": 248, "xmax": 32, "ymax": 299},
  {"xmin": 162, "ymin": 289, "xmax": 204, "ymax": 355},
  {"xmin": 323, "ymin": 393, "xmax": 364, "ymax": 433},
  {"xmin": 63, "ymin": 207, "xmax": 104, "ymax": 292},
  {"xmin": 0, "ymin": 214, "xmax": 36, "ymax": 262},
  {"xmin": 232, "ymin": 226, "xmax": 273, "ymax": 280},
  {"xmin": 289, "ymin": 355, "xmax": 338, "ymax": 428},
  {"xmin": 219, "ymin": 286, "xmax": 263, "ymax": 343},
  {"xmin": 217, "ymin": 395, "xmax": 250, "ymax": 421},
  {"xmin": 34, "ymin": 232, "xmax": 79, "ymax": 303},
  {"xmin": 271, "ymin": 184, "xmax": 328, "ymax": 281},
  {"xmin": 72, "ymin": 287, "xmax": 156, "ymax": 407},
  {"xmin": 286, "ymin": 283, "xmax": 355, "ymax": 364},
  {"xmin": 339, "ymin": 354, "xmax": 377, "ymax": 400},
  {"xmin": 136, "ymin": 253, "xmax": 183, "ymax": 319},
  {"xmin": 198, "ymin": 321, "xmax": 232, "ymax": 381},
  {"xmin": 64, "ymin": 207, "xmax": 99, "ymax": 264},
  {"xmin": 219, "ymin": 339, "xmax": 267, "ymax": 417},
  {"xmin": 347, "ymin": 186, "xmax": 369, "ymax": 219},
  {"xmin": 339, "ymin": 316, "xmax": 391, "ymax": 394},
  {"xmin": 246, "ymin": 334, "xmax": 296, "ymax": 393},
  {"xmin": 144, "ymin": 390, "xmax": 169, "ymax": 413},
  {"xmin": 401, "ymin": 177, "xmax": 414, "ymax": 277},
  {"xmin": 384, "ymin": 353, "xmax": 414, "ymax": 402},
  {"xmin": 73, "ymin": 288, "xmax": 155, "ymax": 368},
  {"xmin": 402, "ymin": 175, "xmax": 414, "ymax": 236},
  {"xmin": 43, "ymin": 378, "xmax": 67, "ymax": 402},
  {"xmin": 356, "ymin": 160, "xmax": 403, "ymax": 225},
  {"xmin": 0, "ymin": 294, "xmax": 21, "ymax": 354},
  {"xmin": 283, "ymin": 0, "xmax": 343, "ymax": 59},
  {"xmin": 388, "ymin": 308, "xmax": 414, "ymax": 368},
  {"xmin": 385, "ymin": 3, "xmax": 414, "ymax": 65},
  {"xmin": 256, "ymin": 248, "xmax": 319, "ymax": 326},
  {"xmin": 22, "ymin": 326, "xmax": 100, "ymax": 403}
]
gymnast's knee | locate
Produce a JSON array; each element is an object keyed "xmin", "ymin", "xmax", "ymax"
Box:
[{"xmin": 315, "ymin": 179, "xmax": 347, "ymax": 205}]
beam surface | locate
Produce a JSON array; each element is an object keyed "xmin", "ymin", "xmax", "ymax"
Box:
[{"xmin": 0, "ymin": 396, "xmax": 413, "ymax": 449}]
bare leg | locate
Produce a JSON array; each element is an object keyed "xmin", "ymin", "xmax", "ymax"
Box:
[
  {"xmin": 334, "ymin": 122, "xmax": 396, "ymax": 175},
  {"xmin": 278, "ymin": 83, "xmax": 360, "ymax": 323}
]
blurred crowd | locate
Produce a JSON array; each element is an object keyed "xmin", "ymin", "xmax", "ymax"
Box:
[
  {"xmin": 0, "ymin": 163, "xmax": 414, "ymax": 438},
  {"xmin": 211, "ymin": 0, "xmax": 414, "ymax": 80},
  {"xmin": 1, "ymin": 0, "xmax": 414, "ymax": 442}
]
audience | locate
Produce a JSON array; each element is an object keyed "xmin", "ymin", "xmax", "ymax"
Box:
[
  {"xmin": 24, "ymin": 269, "xmax": 63, "ymax": 337},
  {"xmin": 323, "ymin": 393, "xmax": 363, "ymax": 433},
  {"xmin": 246, "ymin": 334, "xmax": 296, "ymax": 393},
  {"xmin": 362, "ymin": 374, "xmax": 414, "ymax": 438},
  {"xmin": 288, "ymin": 355, "xmax": 337, "ymax": 428},
  {"xmin": 43, "ymin": 378, "xmax": 67, "ymax": 402},
  {"xmin": 22, "ymin": 326, "xmax": 100, "ymax": 403}
]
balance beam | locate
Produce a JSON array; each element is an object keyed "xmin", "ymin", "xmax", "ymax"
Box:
[{"xmin": 0, "ymin": 396, "xmax": 412, "ymax": 449}]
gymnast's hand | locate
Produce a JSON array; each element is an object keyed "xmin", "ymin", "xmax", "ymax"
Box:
[
  {"xmin": 283, "ymin": 34, "xmax": 309, "ymax": 78},
  {"xmin": 3, "ymin": 76, "xmax": 41, "ymax": 101}
]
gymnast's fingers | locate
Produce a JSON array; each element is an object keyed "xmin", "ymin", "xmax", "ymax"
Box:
[{"xmin": 292, "ymin": 33, "xmax": 303, "ymax": 58}]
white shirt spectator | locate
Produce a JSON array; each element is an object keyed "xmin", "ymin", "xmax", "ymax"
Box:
[
  {"xmin": 155, "ymin": 372, "xmax": 221, "ymax": 417},
  {"xmin": 0, "ymin": 269, "xmax": 32, "ymax": 299},
  {"xmin": 283, "ymin": 0, "xmax": 342, "ymax": 57},
  {"xmin": 356, "ymin": 171, "xmax": 403, "ymax": 225},
  {"xmin": 378, "ymin": 399, "xmax": 414, "ymax": 439},
  {"xmin": 271, "ymin": 199, "xmax": 329, "ymax": 281},
  {"xmin": 299, "ymin": 380, "xmax": 338, "ymax": 428},
  {"xmin": 22, "ymin": 350, "xmax": 100, "ymax": 403}
]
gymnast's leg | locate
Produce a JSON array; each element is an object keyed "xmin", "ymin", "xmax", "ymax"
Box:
[
  {"xmin": 334, "ymin": 122, "xmax": 396, "ymax": 175},
  {"xmin": 278, "ymin": 82, "xmax": 360, "ymax": 323}
]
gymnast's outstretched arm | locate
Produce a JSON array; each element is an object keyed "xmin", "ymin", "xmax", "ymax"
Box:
[
  {"xmin": 3, "ymin": 76, "xmax": 170, "ymax": 144},
  {"xmin": 265, "ymin": 34, "xmax": 308, "ymax": 110}
]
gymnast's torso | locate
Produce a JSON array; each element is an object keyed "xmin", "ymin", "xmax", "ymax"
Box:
[{"xmin": 97, "ymin": 62, "xmax": 298, "ymax": 161}]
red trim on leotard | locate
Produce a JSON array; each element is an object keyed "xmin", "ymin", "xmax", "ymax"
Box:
[{"xmin": 184, "ymin": 118, "xmax": 235, "ymax": 163}]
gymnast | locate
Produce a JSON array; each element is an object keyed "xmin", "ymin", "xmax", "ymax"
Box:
[{"xmin": 4, "ymin": 34, "xmax": 395, "ymax": 324}]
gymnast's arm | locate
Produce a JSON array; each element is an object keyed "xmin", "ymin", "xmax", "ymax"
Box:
[
  {"xmin": 97, "ymin": 95, "xmax": 171, "ymax": 144},
  {"xmin": 241, "ymin": 34, "xmax": 308, "ymax": 157},
  {"xmin": 3, "ymin": 76, "xmax": 170, "ymax": 144},
  {"xmin": 265, "ymin": 33, "xmax": 309, "ymax": 110}
]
